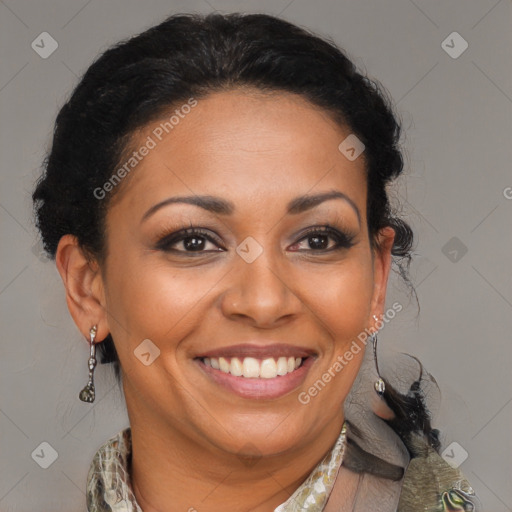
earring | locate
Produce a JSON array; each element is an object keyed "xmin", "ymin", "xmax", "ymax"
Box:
[
  {"xmin": 79, "ymin": 325, "xmax": 98, "ymax": 403},
  {"xmin": 372, "ymin": 315, "xmax": 385, "ymax": 396}
]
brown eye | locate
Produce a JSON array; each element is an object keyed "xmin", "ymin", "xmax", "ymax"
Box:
[
  {"xmin": 290, "ymin": 226, "xmax": 356, "ymax": 252},
  {"xmin": 156, "ymin": 228, "xmax": 224, "ymax": 253}
]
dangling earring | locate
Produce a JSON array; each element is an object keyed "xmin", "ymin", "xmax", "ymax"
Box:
[
  {"xmin": 79, "ymin": 325, "xmax": 98, "ymax": 403},
  {"xmin": 372, "ymin": 315, "xmax": 385, "ymax": 396}
]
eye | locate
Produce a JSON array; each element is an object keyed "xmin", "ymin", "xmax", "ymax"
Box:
[
  {"xmin": 155, "ymin": 227, "xmax": 225, "ymax": 254},
  {"xmin": 289, "ymin": 225, "xmax": 356, "ymax": 252},
  {"xmin": 154, "ymin": 224, "xmax": 356, "ymax": 255}
]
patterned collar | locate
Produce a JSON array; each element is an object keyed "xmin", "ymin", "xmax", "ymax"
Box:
[{"xmin": 86, "ymin": 423, "xmax": 348, "ymax": 512}]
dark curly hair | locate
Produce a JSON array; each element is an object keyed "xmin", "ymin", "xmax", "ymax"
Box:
[{"xmin": 33, "ymin": 12, "xmax": 436, "ymax": 476}]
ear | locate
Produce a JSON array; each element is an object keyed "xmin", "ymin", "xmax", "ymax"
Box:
[
  {"xmin": 55, "ymin": 234, "xmax": 110, "ymax": 343},
  {"xmin": 369, "ymin": 226, "xmax": 396, "ymax": 327}
]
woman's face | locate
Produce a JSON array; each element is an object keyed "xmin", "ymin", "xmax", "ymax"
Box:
[{"xmin": 88, "ymin": 89, "xmax": 394, "ymax": 457}]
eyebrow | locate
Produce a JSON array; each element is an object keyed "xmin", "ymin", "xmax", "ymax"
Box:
[{"xmin": 141, "ymin": 189, "xmax": 361, "ymax": 226}]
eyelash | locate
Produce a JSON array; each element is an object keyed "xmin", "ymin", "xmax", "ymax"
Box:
[
  {"xmin": 154, "ymin": 223, "xmax": 356, "ymax": 255},
  {"xmin": 293, "ymin": 225, "xmax": 356, "ymax": 252}
]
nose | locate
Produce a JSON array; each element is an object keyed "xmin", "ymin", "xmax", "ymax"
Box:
[{"xmin": 220, "ymin": 244, "xmax": 302, "ymax": 328}]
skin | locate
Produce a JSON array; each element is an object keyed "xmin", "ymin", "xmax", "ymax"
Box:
[{"xmin": 56, "ymin": 88, "xmax": 395, "ymax": 511}]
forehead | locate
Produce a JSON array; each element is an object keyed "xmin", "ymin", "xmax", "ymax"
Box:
[{"xmin": 108, "ymin": 88, "xmax": 368, "ymax": 221}]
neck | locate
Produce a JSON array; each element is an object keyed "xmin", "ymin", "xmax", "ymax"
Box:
[{"xmin": 128, "ymin": 411, "xmax": 345, "ymax": 512}]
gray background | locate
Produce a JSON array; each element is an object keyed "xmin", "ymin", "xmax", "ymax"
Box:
[{"xmin": 1, "ymin": 0, "xmax": 511, "ymax": 510}]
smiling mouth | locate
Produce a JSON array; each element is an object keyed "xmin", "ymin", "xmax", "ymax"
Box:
[{"xmin": 198, "ymin": 356, "xmax": 305, "ymax": 379}]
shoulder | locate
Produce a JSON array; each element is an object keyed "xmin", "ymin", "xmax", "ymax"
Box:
[
  {"xmin": 86, "ymin": 427, "xmax": 142, "ymax": 512},
  {"xmin": 397, "ymin": 434, "xmax": 481, "ymax": 511},
  {"xmin": 338, "ymin": 428, "xmax": 482, "ymax": 511}
]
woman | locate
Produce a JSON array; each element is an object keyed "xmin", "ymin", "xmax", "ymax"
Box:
[{"xmin": 32, "ymin": 12, "xmax": 480, "ymax": 511}]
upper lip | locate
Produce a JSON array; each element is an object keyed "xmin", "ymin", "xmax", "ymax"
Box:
[{"xmin": 195, "ymin": 343, "xmax": 317, "ymax": 359}]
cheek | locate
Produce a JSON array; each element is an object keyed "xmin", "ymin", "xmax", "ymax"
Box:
[
  {"xmin": 103, "ymin": 238, "xmax": 374, "ymax": 360},
  {"xmin": 336, "ymin": 271, "xmax": 373, "ymax": 337},
  {"xmin": 103, "ymin": 253, "xmax": 211, "ymax": 350},
  {"xmin": 304, "ymin": 257, "xmax": 374, "ymax": 343}
]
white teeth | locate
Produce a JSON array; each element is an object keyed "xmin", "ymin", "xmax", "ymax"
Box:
[
  {"xmin": 230, "ymin": 357, "xmax": 243, "ymax": 377},
  {"xmin": 260, "ymin": 358, "xmax": 277, "ymax": 379},
  {"xmin": 202, "ymin": 355, "xmax": 305, "ymax": 378},
  {"xmin": 242, "ymin": 357, "xmax": 260, "ymax": 378},
  {"xmin": 277, "ymin": 357, "xmax": 288, "ymax": 375},
  {"xmin": 219, "ymin": 357, "xmax": 230, "ymax": 373}
]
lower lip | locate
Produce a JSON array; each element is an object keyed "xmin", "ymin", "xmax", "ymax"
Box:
[{"xmin": 195, "ymin": 357, "xmax": 315, "ymax": 400}]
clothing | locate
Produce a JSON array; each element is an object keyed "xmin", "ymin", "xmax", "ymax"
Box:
[
  {"xmin": 86, "ymin": 422, "xmax": 481, "ymax": 511},
  {"xmin": 86, "ymin": 424, "xmax": 347, "ymax": 511}
]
